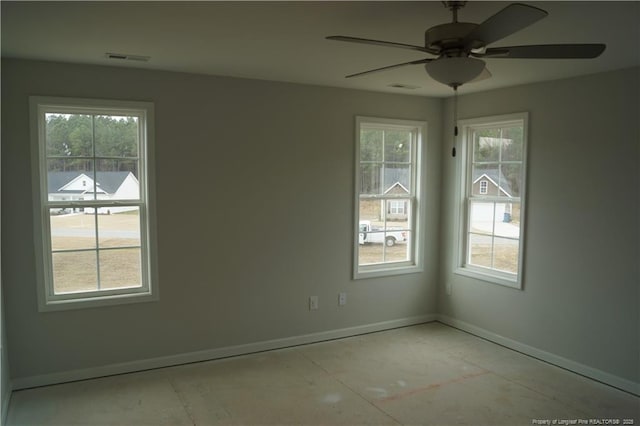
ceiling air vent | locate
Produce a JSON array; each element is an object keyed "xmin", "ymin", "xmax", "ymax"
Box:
[{"xmin": 105, "ymin": 52, "xmax": 150, "ymax": 62}]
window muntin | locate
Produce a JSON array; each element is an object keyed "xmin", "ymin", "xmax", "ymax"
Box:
[
  {"xmin": 31, "ymin": 97, "xmax": 156, "ymax": 310},
  {"xmin": 457, "ymin": 113, "xmax": 527, "ymax": 288},
  {"xmin": 355, "ymin": 117, "xmax": 425, "ymax": 278}
]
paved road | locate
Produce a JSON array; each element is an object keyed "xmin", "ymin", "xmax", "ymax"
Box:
[
  {"xmin": 471, "ymin": 221, "xmax": 519, "ymax": 238},
  {"xmin": 51, "ymin": 229, "xmax": 139, "ymax": 239}
]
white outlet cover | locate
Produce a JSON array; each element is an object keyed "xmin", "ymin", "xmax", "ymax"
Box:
[
  {"xmin": 309, "ymin": 296, "xmax": 319, "ymax": 310},
  {"xmin": 338, "ymin": 292, "xmax": 347, "ymax": 306}
]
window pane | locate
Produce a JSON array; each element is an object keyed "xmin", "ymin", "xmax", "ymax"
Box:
[
  {"xmin": 358, "ymin": 223, "xmax": 409, "ymax": 266},
  {"xmin": 359, "ymin": 200, "xmax": 382, "ymax": 223},
  {"xmin": 358, "ymin": 232, "xmax": 384, "ymax": 265},
  {"xmin": 45, "ymin": 113, "xmax": 93, "ymax": 157},
  {"xmin": 468, "ymin": 233, "xmax": 493, "ymax": 268},
  {"xmin": 95, "ymin": 115, "xmax": 139, "ymax": 158},
  {"xmin": 501, "ymin": 126, "xmax": 524, "ymax": 161},
  {"xmin": 385, "ymin": 230, "xmax": 410, "ymax": 262},
  {"xmin": 469, "ymin": 201, "xmax": 495, "ymax": 235},
  {"xmin": 99, "ymin": 248, "xmax": 142, "ymax": 289},
  {"xmin": 499, "ymin": 163, "xmax": 522, "ymax": 197},
  {"xmin": 50, "ymin": 210, "xmax": 96, "ymax": 250},
  {"xmin": 360, "ymin": 229, "xmax": 385, "ymax": 245},
  {"xmin": 360, "ymin": 163, "xmax": 382, "ymax": 195},
  {"xmin": 385, "ymin": 199, "xmax": 411, "ymax": 228},
  {"xmin": 383, "ymin": 165, "xmax": 411, "ymax": 194},
  {"xmin": 98, "ymin": 207, "xmax": 141, "ymax": 248},
  {"xmin": 52, "ymin": 251, "xmax": 98, "ymax": 294},
  {"xmin": 384, "ymin": 130, "xmax": 411, "ymax": 163},
  {"xmin": 471, "ymin": 164, "xmax": 499, "ymax": 196},
  {"xmin": 47, "ymin": 159, "xmax": 95, "ymax": 201},
  {"xmin": 493, "ymin": 202, "xmax": 520, "ymax": 238},
  {"xmin": 493, "ymin": 237, "xmax": 519, "ymax": 274},
  {"xmin": 96, "ymin": 159, "xmax": 140, "ymax": 201},
  {"xmin": 473, "ymin": 130, "xmax": 500, "ymax": 162},
  {"xmin": 360, "ymin": 129, "xmax": 383, "ymax": 162}
]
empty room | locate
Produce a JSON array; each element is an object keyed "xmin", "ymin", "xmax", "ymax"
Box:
[{"xmin": 1, "ymin": 1, "xmax": 638, "ymax": 425}]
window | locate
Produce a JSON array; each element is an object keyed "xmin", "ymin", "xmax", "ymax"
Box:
[
  {"xmin": 388, "ymin": 200, "xmax": 406, "ymax": 215},
  {"xmin": 479, "ymin": 180, "xmax": 488, "ymax": 194},
  {"xmin": 456, "ymin": 113, "xmax": 527, "ymax": 288},
  {"xmin": 354, "ymin": 117, "xmax": 425, "ymax": 278},
  {"xmin": 30, "ymin": 97, "xmax": 157, "ymax": 311}
]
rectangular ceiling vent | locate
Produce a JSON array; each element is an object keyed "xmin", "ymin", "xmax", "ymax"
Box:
[
  {"xmin": 388, "ymin": 84, "xmax": 420, "ymax": 90},
  {"xmin": 105, "ymin": 52, "xmax": 150, "ymax": 62}
]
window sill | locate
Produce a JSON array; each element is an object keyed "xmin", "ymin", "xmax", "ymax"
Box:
[
  {"xmin": 354, "ymin": 263, "xmax": 423, "ymax": 280},
  {"xmin": 454, "ymin": 266, "xmax": 522, "ymax": 290},
  {"xmin": 38, "ymin": 290, "xmax": 159, "ymax": 312}
]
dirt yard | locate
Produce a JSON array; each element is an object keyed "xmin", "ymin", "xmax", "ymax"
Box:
[
  {"xmin": 49, "ymin": 213, "xmax": 142, "ymax": 293},
  {"xmin": 468, "ymin": 243, "xmax": 519, "ymax": 273},
  {"xmin": 358, "ymin": 242, "xmax": 409, "ymax": 264},
  {"xmin": 48, "ymin": 213, "xmax": 518, "ymax": 293}
]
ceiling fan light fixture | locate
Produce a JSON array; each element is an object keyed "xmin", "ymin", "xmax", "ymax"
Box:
[{"xmin": 424, "ymin": 56, "xmax": 486, "ymax": 88}]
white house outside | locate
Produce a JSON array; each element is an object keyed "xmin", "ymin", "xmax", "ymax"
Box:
[
  {"xmin": 471, "ymin": 168, "xmax": 514, "ymax": 222},
  {"xmin": 48, "ymin": 171, "xmax": 139, "ymax": 214}
]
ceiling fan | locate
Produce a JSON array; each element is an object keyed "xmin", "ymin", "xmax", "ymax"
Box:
[{"xmin": 327, "ymin": 1, "xmax": 606, "ymax": 90}]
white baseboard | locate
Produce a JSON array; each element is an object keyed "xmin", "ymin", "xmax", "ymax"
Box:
[
  {"xmin": 437, "ymin": 314, "xmax": 640, "ymax": 396},
  {"xmin": 1, "ymin": 382, "xmax": 11, "ymax": 426},
  {"xmin": 12, "ymin": 314, "xmax": 437, "ymax": 390},
  {"xmin": 13, "ymin": 313, "xmax": 636, "ymax": 396}
]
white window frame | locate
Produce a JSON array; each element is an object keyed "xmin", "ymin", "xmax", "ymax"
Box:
[
  {"xmin": 354, "ymin": 116, "xmax": 426, "ymax": 279},
  {"xmin": 30, "ymin": 96, "xmax": 158, "ymax": 311},
  {"xmin": 454, "ymin": 112, "xmax": 528, "ymax": 289}
]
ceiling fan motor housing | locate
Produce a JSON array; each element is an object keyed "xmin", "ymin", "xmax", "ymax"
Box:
[
  {"xmin": 327, "ymin": 2, "xmax": 606, "ymax": 88},
  {"xmin": 425, "ymin": 22, "xmax": 481, "ymax": 55}
]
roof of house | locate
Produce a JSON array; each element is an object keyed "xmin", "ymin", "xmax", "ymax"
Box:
[
  {"xmin": 473, "ymin": 168, "xmax": 513, "ymax": 197},
  {"xmin": 383, "ymin": 167, "xmax": 410, "ymax": 193},
  {"xmin": 48, "ymin": 171, "xmax": 134, "ymax": 194}
]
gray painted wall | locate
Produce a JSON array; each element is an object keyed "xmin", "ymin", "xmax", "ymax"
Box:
[
  {"xmin": 2, "ymin": 58, "xmax": 637, "ymax": 389},
  {"xmin": 1, "ymin": 286, "xmax": 8, "ymax": 426},
  {"xmin": 1, "ymin": 59, "xmax": 442, "ymax": 381},
  {"xmin": 1, "ymin": 151, "xmax": 9, "ymax": 424},
  {"xmin": 439, "ymin": 67, "xmax": 640, "ymax": 383}
]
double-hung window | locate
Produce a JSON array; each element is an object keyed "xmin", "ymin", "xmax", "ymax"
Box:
[
  {"xmin": 30, "ymin": 97, "xmax": 157, "ymax": 311},
  {"xmin": 354, "ymin": 117, "xmax": 426, "ymax": 279},
  {"xmin": 456, "ymin": 113, "xmax": 528, "ymax": 288}
]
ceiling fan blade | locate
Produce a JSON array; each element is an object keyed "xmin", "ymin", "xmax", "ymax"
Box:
[
  {"xmin": 463, "ymin": 3, "xmax": 548, "ymax": 48},
  {"xmin": 327, "ymin": 35, "xmax": 437, "ymax": 54},
  {"xmin": 469, "ymin": 67, "xmax": 492, "ymax": 83},
  {"xmin": 345, "ymin": 58, "xmax": 432, "ymax": 78},
  {"xmin": 482, "ymin": 44, "xmax": 606, "ymax": 59}
]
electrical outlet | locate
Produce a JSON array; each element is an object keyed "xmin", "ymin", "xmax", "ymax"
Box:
[
  {"xmin": 309, "ymin": 296, "xmax": 319, "ymax": 310},
  {"xmin": 338, "ymin": 292, "xmax": 347, "ymax": 306}
]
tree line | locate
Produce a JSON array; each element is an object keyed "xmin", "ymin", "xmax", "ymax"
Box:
[
  {"xmin": 360, "ymin": 129, "xmax": 412, "ymax": 194},
  {"xmin": 46, "ymin": 114, "xmax": 139, "ymax": 173},
  {"xmin": 473, "ymin": 126, "xmax": 524, "ymax": 197}
]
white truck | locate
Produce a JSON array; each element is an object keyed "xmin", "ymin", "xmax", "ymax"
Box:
[{"xmin": 358, "ymin": 220, "xmax": 406, "ymax": 247}]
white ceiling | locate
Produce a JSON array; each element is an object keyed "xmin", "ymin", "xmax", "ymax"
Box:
[{"xmin": 2, "ymin": 1, "xmax": 639, "ymax": 98}]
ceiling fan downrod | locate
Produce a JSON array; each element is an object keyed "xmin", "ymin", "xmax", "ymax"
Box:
[{"xmin": 442, "ymin": 1, "xmax": 467, "ymax": 23}]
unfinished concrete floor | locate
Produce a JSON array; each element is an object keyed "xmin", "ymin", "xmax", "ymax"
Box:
[{"xmin": 6, "ymin": 322, "xmax": 639, "ymax": 425}]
